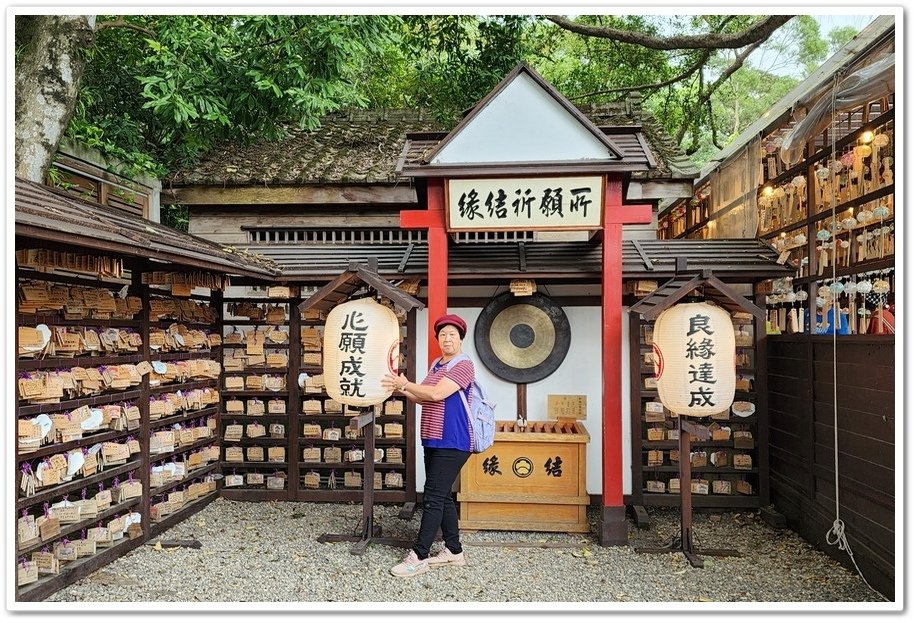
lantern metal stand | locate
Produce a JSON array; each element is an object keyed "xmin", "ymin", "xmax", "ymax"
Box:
[
  {"xmin": 317, "ymin": 410, "xmax": 413, "ymax": 554},
  {"xmin": 635, "ymin": 417, "xmax": 742, "ymax": 567}
]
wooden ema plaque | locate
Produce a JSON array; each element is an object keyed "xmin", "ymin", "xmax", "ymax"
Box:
[{"xmin": 457, "ymin": 420, "xmax": 590, "ymax": 533}]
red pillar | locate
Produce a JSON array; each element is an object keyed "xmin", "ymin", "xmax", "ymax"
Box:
[
  {"xmin": 400, "ymin": 178, "xmax": 449, "ymax": 366},
  {"xmin": 600, "ymin": 176, "xmax": 652, "ymax": 546},
  {"xmin": 425, "ymin": 179, "xmax": 448, "ymax": 365}
]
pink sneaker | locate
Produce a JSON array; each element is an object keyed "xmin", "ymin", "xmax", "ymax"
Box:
[
  {"xmin": 390, "ymin": 550, "xmax": 429, "ymax": 577},
  {"xmin": 427, "ymin": 546, "xmax": 466, "ymax": 567}
]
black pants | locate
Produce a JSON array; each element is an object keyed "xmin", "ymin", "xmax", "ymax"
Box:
[{"xmin": 413, "ymin": 446, "xmax": 471, "ymax": 559}]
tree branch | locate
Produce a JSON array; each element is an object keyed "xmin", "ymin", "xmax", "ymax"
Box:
[
  {"xmin": 708, "ymin": 96, "xmax": 721, "ymax": 150},
  {"xmin": 568, "ymin": 49, "xmax": 712, "ymax": 100},
  {"xmin": 95, "ymin": 16, "xmax": 156, "ymax": 39},
  {"xmin": 676, "ymin": 41, "xmax": 764, "ymax": 144},
  {"xmin": 546, "ymin": 15, "xmax": 794, "ymax": 50}
]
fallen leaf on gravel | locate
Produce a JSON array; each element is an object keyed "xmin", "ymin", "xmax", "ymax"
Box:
[
  {"xmin": 89, "ymin": 571, "xmax": 136, "ymax": 586},
  {"xmin": 698, "ymin": 597, "xmax": 713, "ymax": 602},
  {"xmin": 153, "ymin": 541, "xmax": 162, "ymax": 551}
]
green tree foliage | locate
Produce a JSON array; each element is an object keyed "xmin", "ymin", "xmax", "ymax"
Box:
[
  {"xmin": 828, "ymin": 26, "xmax": 860, "ymax": 54},
  {"xmin": 360, "ymin": 15, "xmax": 532, "ymax": 124},
  {"xmin": 533, "ymin": 15, "xmax": 858, "ymax": 161},
  {"xmin": 69, "ymin": 15, "xmax": 400, "ymax": 177},
  {"xmin": 66, "ymin": 14, "xmax": 859, "ymax": 178}
]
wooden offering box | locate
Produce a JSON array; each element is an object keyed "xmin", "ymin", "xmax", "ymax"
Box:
[{"xmin": 458, "ymin": 420, "xmax": 590, "ymax": 533}]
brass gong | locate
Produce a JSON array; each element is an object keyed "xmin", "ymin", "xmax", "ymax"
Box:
[{"xmin": 474, "ymin": 292, "xmax": 571, "ymax": 383}]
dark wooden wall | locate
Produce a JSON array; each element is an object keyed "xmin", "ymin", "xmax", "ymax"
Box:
[{"xmin": 767, "ymin": 335, "xmax": 895, "ymax": 600}]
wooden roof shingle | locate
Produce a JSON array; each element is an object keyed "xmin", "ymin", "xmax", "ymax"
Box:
[
  {"xmin": 168, "ymin": 102, "xmax": 697, "ymax": 188},
  {"xmin": 238, "ymin": 238, "xmax": 791, "ymax": 282},
  {"xmin": 16, "ymin": 178, "xmax": 280, "ymax": 278}
]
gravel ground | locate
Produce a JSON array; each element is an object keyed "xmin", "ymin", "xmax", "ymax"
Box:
[{"xmin": 44, "ymin": 498, "xmax": 887, "ymax": 605}]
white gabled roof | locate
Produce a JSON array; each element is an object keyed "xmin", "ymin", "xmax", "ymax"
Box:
[{"xmin": 429, "ymin": 63, "xmax": 623, "ymax": 165}]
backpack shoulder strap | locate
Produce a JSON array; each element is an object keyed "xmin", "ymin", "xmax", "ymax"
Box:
[
  {"xmin": 444, "ymin": 353, "xmax": 470, "ymax": 370},
  {"xmin": 429, "ymin": 353, "xmax": 470, "ymax": 373}
]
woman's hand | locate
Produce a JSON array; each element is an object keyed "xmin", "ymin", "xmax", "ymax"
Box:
[{"xmin": 381, "ymin": 373, "xmax": 409, "ymax": 393}]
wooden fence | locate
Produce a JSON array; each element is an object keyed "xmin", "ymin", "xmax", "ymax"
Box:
[{"xmin": 766, "ymin": 335, "xmax": 895, "ymax": 600}]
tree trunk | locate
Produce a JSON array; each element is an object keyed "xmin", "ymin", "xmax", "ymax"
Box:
[{"xmin": 15, "ymin": 15, "xmax": 95, "ymax": 182}]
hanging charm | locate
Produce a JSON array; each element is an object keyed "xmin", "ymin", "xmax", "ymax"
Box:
[{"xmin": 857, "ymin": 279, "xmax": 873, "ymax": 334}]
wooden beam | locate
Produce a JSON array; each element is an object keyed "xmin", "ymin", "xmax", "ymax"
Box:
[
  {"xmin": 354, "ymin": 266, "xmax": 424, "ymax": 311},
  {"xmin": 298, "ymin": 271, "xmax": 359, "ymax": 312},
  {"xmin": 631, "ymin": 239, "xmax": 654, "ymax": 270},
  {"xmin": 706, "ymin": 274, "xmax": 767, "ymax": 320},
  {"xmin": 162, "ymin": 184, "xmax": 418, "ymax": 206},
  {"xmin": 625, "ymin": 180, "xmax": 694, "ymax": 200}
]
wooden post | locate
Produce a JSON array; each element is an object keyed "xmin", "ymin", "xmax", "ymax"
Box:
[
  {"xmin": 136, "ymin": 265, "xmax": 152, "ymax": 542},
  {"xmin": 286, "ymin": 289, "xmax": 300, "ymax": 501},
  {"xmin": 317, "ymin": 410, "xmax": 412, "ymax": 553},
  {"xmin": 599, "ymin": 176, "xmax": 652, "ymax": 546},
  {"xmin": 678, "ymin": 417, "xmax": 699, "ymax": 566},
  {"xmin": 401, "ymin": 178, "xmax": 449, "ymax": 366},
  {"xmin": 355, "ymin": 410, "xmax": 378, "ymax": 554}
]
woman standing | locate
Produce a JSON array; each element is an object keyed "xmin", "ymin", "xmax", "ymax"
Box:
[{"xmin": 381, "ymin": 313, "xmax": 474, "ymax": 577}]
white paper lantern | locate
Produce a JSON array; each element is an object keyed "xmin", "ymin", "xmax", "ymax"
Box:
[
  {"xmin": 323, "ymin": 298, "xmax": 400, "ymax": 407},
  {"xmin": 652, "ymin": 302, "xmax": 736, "ymax": 417}
]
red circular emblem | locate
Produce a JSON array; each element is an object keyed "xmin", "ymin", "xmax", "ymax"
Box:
[{"xmin": 652, "ymin": 343, "xmax": 664, "ymax": 380}]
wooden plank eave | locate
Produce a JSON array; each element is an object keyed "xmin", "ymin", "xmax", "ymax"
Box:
[
  {"xmin": 161, "ymin": 184, "xmax": 418, "ymax": 206},
  {"xmin": 15, "ymin": 224, "xmax": 277, "ymax": 279}
]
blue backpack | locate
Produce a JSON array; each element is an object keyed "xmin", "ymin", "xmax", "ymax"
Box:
[{"xmin": 432, "ymin": 354, "xmax": 496, "ymax": 453}]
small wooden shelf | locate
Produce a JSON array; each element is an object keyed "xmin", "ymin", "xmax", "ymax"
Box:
[
  {"xmin": 151, "ymin": 405, "xmax": 219, "ymax": 429},
  {"xmin": 220, "ymin": 390, "xmax": 288, "ymax": 397},
  {"xmin": 298, "ymin": 461, "xmax": 406, "ymax": 469},
  {"xmin": 642, "ymin": 466, "xmax": 759, "ymax": 474},
  {"xmin": 15, "ymin": 316, "xmax": 141, "ymax": 328},
  {"xmin": 17, "ymin": 459, "xmax": 143, "ymax": 511},
  {"xmin": 148, "ymin": 435, "xmax": 218, "ymax": 461},
  {"xmin": 16, "ymin": 497, "xmax": 143, "ymax": 558},
  {"xmin": 150, "ymin": 463, "xmax": 220, "ymax": 497},
  {"xmin": 17, "ymin": 428, "xmax": 134, "ymax": 462},
  {"xmin": 220, "ymin": 461, "xmax": 289, "ymax": 468},
  {"xmin": 153, "ymin": 378, "xmax": 219, "ymax": 392},
  {"xmin": 17, "ymin": 353, "xmax": 145, "ymax": 370},
  {"xmin": 16, "ymin": 529, "xmax": 142, "ymax": 602},
  {"xmin": 220, "ymin": 437, "xmax": 288, "ymax": 446},
  {"xmin": 220, "ymin": 412, "xmax": 289, "ymax": 419},
  {"xmin": 155, "ymin": 350, "xmax": 219, "ymax": 361},
  {"xmin": 17, "ymin": 389, "xmax": 143, "ymax": 417},
  {"xmin": 150, "ymin": 490, "xmax": 219, "ymax": 535}
]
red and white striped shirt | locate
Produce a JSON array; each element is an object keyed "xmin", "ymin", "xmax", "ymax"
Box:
[{"xmin": 418, "ymin": 357, "xmax": 475, "ymax": 441}]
